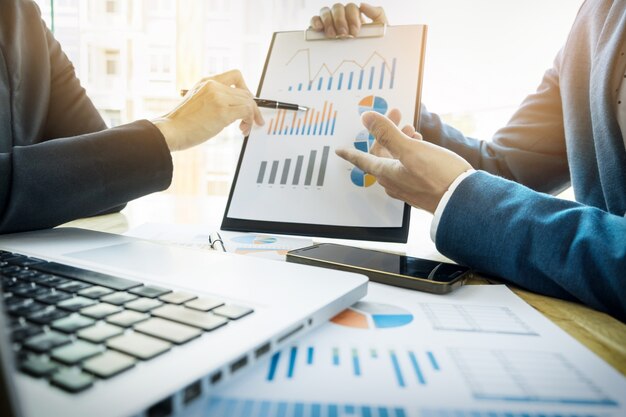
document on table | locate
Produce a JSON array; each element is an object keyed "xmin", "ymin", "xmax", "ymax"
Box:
[
  {"xmin": 125, "ymin": 223, "xmax": 312, "ymax": 261},
  {"xmin": 183, "ymin": 284, "xmax": 626, "ymax": 417}
]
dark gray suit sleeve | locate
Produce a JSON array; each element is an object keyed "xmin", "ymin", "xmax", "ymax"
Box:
[{"xmin": 0, "ymin": 2, "xmax": 173, "ymax": 233}]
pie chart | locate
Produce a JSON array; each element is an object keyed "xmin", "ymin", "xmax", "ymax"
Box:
[
  {"xmin": 358, "ymin": 95, "xmax": 388, "ymax": 115},
  {"xmin": 231, "ymin": 235, "xmax": 277, "ymax": 245},
  {"xmin": 350, "ymin": 130, "xmax": 377, "ymax": 187},
  {"xmin": 331, "ymin": 302, "xmax": 414, "ymax": 329}
]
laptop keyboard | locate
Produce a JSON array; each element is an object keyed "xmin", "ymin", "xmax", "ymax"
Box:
[{"xmin": 0, "ymin": 250, "xmax": 254, "ymax": 393}]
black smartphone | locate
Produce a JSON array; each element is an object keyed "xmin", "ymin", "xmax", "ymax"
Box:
[{"xmin": 286, "ymin": 243, "xmax": 471, "ymax": 294}]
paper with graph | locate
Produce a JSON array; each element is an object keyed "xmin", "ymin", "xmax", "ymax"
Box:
[
  {"xmin": 183, "ymin": 284, "xmax": 626, "ymax": 417},
  {"xmin": 226, "ymin": 26, "xmax": 426, "ymax": 228}
]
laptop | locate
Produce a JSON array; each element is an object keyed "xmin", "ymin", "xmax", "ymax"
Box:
[{"xmin": 0, "ymin": 227, "xmax": 367, "ymax": 417}]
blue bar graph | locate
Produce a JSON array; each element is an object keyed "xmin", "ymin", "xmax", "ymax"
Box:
[
  {"xmin": 409, "ymin": 351, "xmax": 426, "ymax": 385},
  {"xmin": 207, "ymin": 397, "xmax": 606, "ymax": 417},
  {"xmin": 285, "ymin": 52, "xmax": 397, "ymax": 92},
  {"xmin": 287, "ymin": 347, "xmax": 298, "ymax": 378},
  {"xmin": 307, "ymin": 347, "xmax": 314, "ymax": 365},
  {"xmin": 427, "ymin": 351, "xmax": 440, "ymax": 370},
  {"xmin": 267, "ymin": 352, "xmax": 280, "ymax": 381},
  {"xmin": 332, "ymin": 347, "xmax": 340, "ymax": 366},
  {"xmin": 390, "ymin": 350, "xmax": 405, "ymax": 387},
  {"xmin": 352, "ymin": 349, "xmax": 361, "ymax": 376}
]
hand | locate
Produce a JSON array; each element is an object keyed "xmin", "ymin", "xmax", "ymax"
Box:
[
  {"xmin": 336, "ymin": 112, "xmax": 472, "ymax": 213},
  {"xmin": 152, "ymin": 70, "xmax": 264, "ymax": 152},
  {"xmin": 310, "ymin": 3, "xmax": 387, "ymax": 38}
]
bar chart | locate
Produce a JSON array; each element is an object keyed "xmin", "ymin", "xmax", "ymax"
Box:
[
  {"xmin": 256, "ymin": 146, "xmax": 330, "ymax": 187},
  {"xmin": 204, "ymin": 398, "xmax": 607, "ymax": 417},
  {"xmin": 266, "ymin": 345, "xmax": 441, "ymax": 389},
  {"xmin": 284, "ymin": 49, "xmax": 397, "ymax": 92},
  {"xmin": 266, "ymin": 101, "xmax": 337, "ymax": 136}
]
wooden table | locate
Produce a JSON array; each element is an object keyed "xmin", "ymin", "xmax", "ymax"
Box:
[{"xmin": 61, "ymin": 193, "xmax": 626, "ymax": 376}]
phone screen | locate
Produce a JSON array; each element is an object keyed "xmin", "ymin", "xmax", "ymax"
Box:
[{"xmin": 296, "ymin": 244, "xmax": 469, "ymax": 282}]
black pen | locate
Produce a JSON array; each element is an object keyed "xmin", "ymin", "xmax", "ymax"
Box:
[{"xmin": 179, "ymin": 89, "xmax": 308, "ymax": 112}]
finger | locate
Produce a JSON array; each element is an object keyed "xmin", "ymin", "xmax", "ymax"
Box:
[
  {"xmin": 211, "ymin": 69, "xmax": 252, "ymax": 92},
  {"xmin": 335, "ymin": 147, "xmax": 388, "ymax": 177},
  {"xmin": 361, "ymin": 111, "xmax": 414, "ymax": 159},
  {"xmin": 369, "ymin": 141, "xmax": 393, "ymax": 158},
  {"xmin": 387, "ymin": 108, "xmax": 401, "ymax": 126},
  {"xmin": 345, "ymin": 3, "xmax": 361, "ymax": 36},
  {"xmin": 401, "ymin": 124, "xmax": 418, "ymax": 138},
  {"xmin": 240, "ymin": 120, "xmax": 252, "ymax": 136},
  {"xmin": 310, "ymin": 16, "xmax": 324, "ymax": 31},
  {"xmin": 359, "ymin": 3, "xmax": 388, "ymax": 24},
  {"xmin": 253, "ymin": 101, "xmax": 265, "ymax": 126},
  {"xmin": 229, "ymin": 103, "xmax": 257, "ymax": 128},
  {"xmin": 319, "ymin": 7, "xmax": 336, "ymax": 37},
  {"xmin": 330, "ymin": 3, "xmax": 350, "ymax": 37}
]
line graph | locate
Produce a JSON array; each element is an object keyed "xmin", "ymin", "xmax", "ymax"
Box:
[{"xmin": 285, "ymin": 49, "xmax": 397, "ymax": 92}]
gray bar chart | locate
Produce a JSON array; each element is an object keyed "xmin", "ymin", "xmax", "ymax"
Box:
[{"xmin": 256, "ymin": 146, "xmax": 330, "ymax": 187}]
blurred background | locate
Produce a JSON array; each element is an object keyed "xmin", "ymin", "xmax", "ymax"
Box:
[{"xmin": 36, "ymin": 0, "xmax": 583, "ymax": 198}]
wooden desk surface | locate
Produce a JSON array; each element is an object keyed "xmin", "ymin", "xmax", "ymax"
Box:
[{"xmin": 61, "ymin": 193, "xmax": 626, "ymax": 377}]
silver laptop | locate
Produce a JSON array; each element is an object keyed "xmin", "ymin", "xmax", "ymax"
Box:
[{"xmin": 0, "ymin": 227, "xmax": 367, "ymax": 417}]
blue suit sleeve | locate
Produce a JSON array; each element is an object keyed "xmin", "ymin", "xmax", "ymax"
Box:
[
  {"xmin": 436, "ymin": 171, "xmax": 626, "ymax": 321},
  {"xmin": 419, "ymin": 57, "xmax": 570, "ymax": 195}
]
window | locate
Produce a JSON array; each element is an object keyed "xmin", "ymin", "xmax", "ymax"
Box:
[
  {"xmin": 105, "ymin": 0, "xmax": 117, "ymax": 14},
  {"xmin": 104, "ymin": 49, "xmax": 119, "ymax": 76}
]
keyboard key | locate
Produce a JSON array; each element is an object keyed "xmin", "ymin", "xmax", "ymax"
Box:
[
  {"xmin": 36, "ymin": 290, "xmax": 72, "ymax": 305},
  {"xmin": 128, "ymin": 285, "xmax": 171, "ymax": 299},
  {"xmin": 56, "ymin": 281, "xmax": 92, "ymax": 293},
  {"xmin": 23, "ymin": 331, "xmax": 71, "ymax": 353},
  {"xmin": 33, "ymin": 262, "xmax": 142, "ymax": 291},
  {"xmin": 213, "ymin": 305, "xmax": 254, "ymax": 320},
  {"xmin": 20, "ymin": 354, "xmax": 59, "ymax": 377},
  {"xmin": 80, "ymin": 303, "xmax": 123, "ymax": 319},
  {"xmin": 51, "ymin": 314, "xmax": 95, "ymax": 333},
  {"xmin": 11, "ymin": 284, "xmax": 51, "ymax": 298},
  {"xmin": 152, "ymin": 305, "xmax": 228, "ymax": 331},
  {"xmin": 38, "ymin": 275, "xmax": 71, "ymax": 288},
  {"xmin": 27, "ymin": 272, "xmax": 55, "ymax": 284},
  {"xmin": 124, "ymin": 297, "xmax": 163, "ymax": 313},
  {"xmin": 82, "ymin": 351, "xmax": 135, "ymax": 379},
  {"xmin": 78, "ymin": 286, "xmax": 114, "ymax": 299},
  {"xmin": 78, "ymin": 323, "xmax": 124, "ymax": 343},
  {"xmin": 11, "ymin": 323, "xmax": 43, "ymax": 343},
  {"xmin": 6, "ymin": 256, "xmax": 45, "ymax": 267},
  {"xmin": 57, "ymin": 296, "xmax": 97, "ymax": 312},
  {"xmin": 185, "ymin": 297, "xmax": 224, "ymax": 312},
  {"xmin": 27, "ymin": 307, "xmax": 70, "ymax": 325},
  {"xmin": 11, "ymin": 270, "xmax": 38, "ymax": 280},
  {"xmin": 51, "ymin": 340, "xmax": 102, "ymax": 365},
  {"xmin": 8, "ymin": 300, "xmax": 47, "ymax": 316},
  {"xmin": 100, "ymin": 291, "xmax": 138, "ymax": 305},
  {"xmin": 134, "ymin": 318, "xmax": 202, "ymax": 345},
  {"xmin": 107, "ymin": 333, "xmax": 171, "ymax": 360},
  {"xmin": 159, "ymin": 291, "xmax": 197, "ymax": 305},
  {"xmin": 51, "ymin": 368, "xmax": 94, "ymax": 393},
  {"xmin": 106, "ymin": 310, "xmax": 149, "ymax": 327}
]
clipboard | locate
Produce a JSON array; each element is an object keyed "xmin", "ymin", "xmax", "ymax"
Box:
[{"xmin": 221, "ymin": 24, "xmax": 427, "ymax": 243}]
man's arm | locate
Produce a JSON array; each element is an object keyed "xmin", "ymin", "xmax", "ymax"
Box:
[
  {"xmin": 0, "ymin": 2, "xmax": 173, "ymax": 233},
  {"xmin": 436, "ymin": 171, "xmax": 626, "ymax": 322},
  {"xmin": 419, "ymin": 59, "xmax": 570, "ymax": 196}
]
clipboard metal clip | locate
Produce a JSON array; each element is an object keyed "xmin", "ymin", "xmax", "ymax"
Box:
[{"xmin": 305, "ymin": 23, "xmax": 386, "ymax": 41}]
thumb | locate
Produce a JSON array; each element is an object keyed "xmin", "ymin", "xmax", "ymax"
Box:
[{"xmin": 361, "ymin": 111, "xmax": 413, "ymax": 159}]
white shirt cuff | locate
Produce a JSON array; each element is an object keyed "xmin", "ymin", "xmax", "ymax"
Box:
[{"xmin": 430, "ymin": 169, "xmax": 476, "ymax": 243}]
